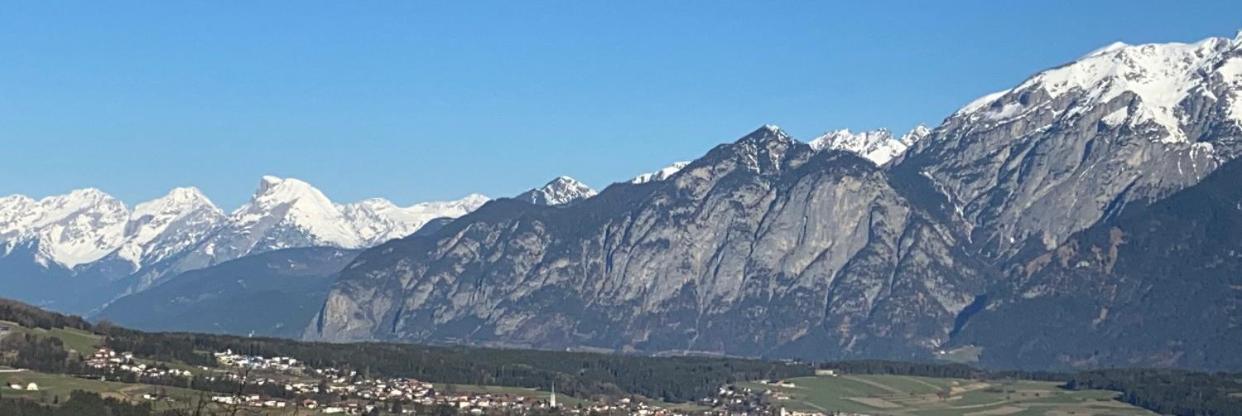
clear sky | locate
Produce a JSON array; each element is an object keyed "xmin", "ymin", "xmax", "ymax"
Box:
[{"xmin": 3, "ymin": 1, "xmax": 1240, "ymax": 209}]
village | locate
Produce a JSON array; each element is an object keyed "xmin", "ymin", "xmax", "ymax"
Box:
[{"xmin": 56, "ymin": 346, "xmax": 728, "ymax": 415}]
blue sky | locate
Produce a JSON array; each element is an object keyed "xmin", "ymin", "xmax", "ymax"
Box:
[{"xmin": 3, "ymin": 1, "xmax": 1240, "ymax": 208}]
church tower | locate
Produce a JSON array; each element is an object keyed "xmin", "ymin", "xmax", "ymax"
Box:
[{"xmin": 550, "ymin": 382, "xmax": 558, "ymax": 408}]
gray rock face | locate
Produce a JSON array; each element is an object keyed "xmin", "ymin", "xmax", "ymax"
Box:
[
  {"xmin": 306, "ymin": 34, "xmax": 1242, "ymax": 370},
  {"xmin": 308, "ymin": 126, "xmax": 985, "ymax": 359},
  {"xmin": 895, "ymin": 35, "xmax": 1242, "ymax": 259},
  {"xmin": 953, "ymin": 156, "xmax": 1242, "ymax": 370}
]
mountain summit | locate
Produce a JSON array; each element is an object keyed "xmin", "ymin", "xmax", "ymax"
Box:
[
  {"xmin": 515, "ymin": 176, "xmax": 598, "ymax": 206},
  {"xmin": 807, "ymin": 125, "xmax": 929, "ymax": 165}
]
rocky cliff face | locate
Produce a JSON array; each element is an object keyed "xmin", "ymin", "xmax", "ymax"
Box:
[
  {"xmin": 306, "ymin": 33, "xmax": 1242, "ymax": 370},
  {"xmin": 953, "ymin": 156, "xmax": 1242, "ymax": 370},
  {"xmin": 894, "ymin": 34, "xmax": 1242, "ymax": 259},
  {"xmin": 308, "ymin": 126, "xmax": 986, "ymax": 359}
]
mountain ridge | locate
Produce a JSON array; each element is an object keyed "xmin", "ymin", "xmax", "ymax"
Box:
[
  {"xmin": 304, "ymin": 32, "xmax": 1242, "ymax": 371},
  {"xmin": 0, "ymin": 176, "xmax": 489, "ymax": 313}
]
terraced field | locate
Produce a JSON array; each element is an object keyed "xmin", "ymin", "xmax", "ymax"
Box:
[{"xmin": 738, "ymin": 375, "xmax": 1156, "ymax": 416}]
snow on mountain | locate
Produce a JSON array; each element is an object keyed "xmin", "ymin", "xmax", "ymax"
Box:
[
  {"xmin": 630, "ymin": 161, "xmax": 690, "ymax": 184},
  {"xmin": 2, "ymin": 176, "xmax": 489, "ymax": 281},
  {"xmin": 808, "ymin": 125, "xmax": 929, "ymax": 165},
  {"xmin": 340, "ymin": 193, "xmax": 490, "ymax": 246},
  {"xmin": 230, "ymin": 175, "xmax": 365, "ymax": 250},
  {"xmin": 957, "ymin": 32, "xmax": 1242, "ymax": 143},
  {"xmin": 516, "ymin": 176, "xmax": 597, "ymax": 206},
  {"xmin": 900, "ymin": 124, "xmax": 931, "ymax": 146},
  {"xmin": 112, "ymin": 187, "xmax": 225, "ymax": 269},
  {"xmin": 178, "ymin": 176, "xmax": 490, "ymax": 272},
  {"xmin": 0, "ymin": 189, "xmax": 129, "ymax": 269}
]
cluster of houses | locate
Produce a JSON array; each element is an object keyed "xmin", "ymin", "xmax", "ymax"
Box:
[
  {"xmin": 84, "ymin": 347, "xmax": 193, "ymax": 379},
  {"xmin": 199, "ymin": 350, "xmax": 714, "ymax": 415},
  {"xmin": 213, "ymin": 349, "xmax": 302, "ymax": 372},
  {"xmin": 61, "ymin": 347, "xmax": 805, "ymax": 415}
]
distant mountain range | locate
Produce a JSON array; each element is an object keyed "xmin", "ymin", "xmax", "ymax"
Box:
[
  {"xmin": 8, "ymin": 31, "xmax": 1242, "ymax": 372},
  {"xmin": 0, "ymin": 176, "xmax": 489, "ymax": 313}
]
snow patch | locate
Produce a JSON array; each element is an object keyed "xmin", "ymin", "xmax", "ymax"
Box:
[
  {"xmin": 631, "ymin": 161, "xmax": 691, "ymax": 184},
  {"xmin": 808, "ymin": 125, "xmax": 929, "ymax": 165}
]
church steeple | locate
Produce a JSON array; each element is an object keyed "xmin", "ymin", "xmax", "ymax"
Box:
[{"xmin": 550, "ymin": 381, "xmax": 558, "ymax": 408}]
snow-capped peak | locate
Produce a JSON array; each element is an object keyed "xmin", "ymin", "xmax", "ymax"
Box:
[
  {"xmin": 517, "ymin": 176, "xmax": 597, "ymax": 206},
  {"xmin": 0, "ymin": 188, "xmax": 129, "ymax": 269},
  {"xmin": 113, "ymin": 187, "xmax": 225, "ymax": 268},
  {"xmin": 192, "ymin": 175, "xmax": 491, "ymax": 260},
  {"xmin": 808, "ymin": 125, "xmax": 927, "ymax": 166},
  {"xmin": 228, "ymin": 176, "xmax": 366, "ymax": 250},
  {"xmin": 631, "ymin": 161, "xmax": 691, "ymax": 184},
  {"xmin": 899, "ymin": 124, "xmax": 931, "ymax": 146},
  {"xmin": 3, "ymin": 177, "xmax": 491, "ymax": 288},
  {"xmin": 957, "ymin": 33, "xmax": 1242, "ymax": 143},
  {"xmin": 131, "ymin": 187, "xmax": 217, "ymax": 218}
]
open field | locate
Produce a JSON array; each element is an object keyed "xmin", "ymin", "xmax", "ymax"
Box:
[
  {"xmin": 738, "ymin": 375, "xmax": 1157, "ymax": 416},
  {"xmin": 0, "ymin": 370, "xmax": 201, "ymax": 403},
  {"xmin": 0, "ymin": 371, "xmax": 337, "ymax": 415},
  {"xmin": 0, "ymin": 319, "xmax": 103, "ymax": 355}
]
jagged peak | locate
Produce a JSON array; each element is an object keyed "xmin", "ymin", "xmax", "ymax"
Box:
[
  {"xmin": 0, "ymin": 194, "xmax": 36, "ymax": 206},
  {"xmin": 954, "ymin": 31, "xmax": 1242, "ymax": 143},
  {"xmin": 517, "ymin": 176, "xmax": 597, "ymax": 206},
  {"xmin": 739, "ymin": 124, "xmax": 793, "ymax": 144},
  {"xmin": 808, "ymin": 126, "xmax": 925, "ymax": 166},
  {"xmin": 900, "ymin": 124, "xmax": 931, "ymax": 145}
]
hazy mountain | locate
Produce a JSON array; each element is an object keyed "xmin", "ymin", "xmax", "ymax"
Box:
[
  {"xmin": 97, "ymin": 247, "xmax": 359, "ymax": 339},
  {"xmin": 0, "ymin": 176, "xmax": 488, "ymax": 313}
]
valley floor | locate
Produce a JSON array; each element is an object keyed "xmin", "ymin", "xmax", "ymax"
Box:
[{"xmin": 737, "ymin": 374, "xmax": 1156, "ymax": 416}]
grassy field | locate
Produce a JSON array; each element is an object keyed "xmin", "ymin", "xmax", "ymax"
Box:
[
  {"xmin": 0, "ymin": 370, "xmax": 202, "ymax": 403},
  {"xmin": 738, "ymin": 374, "xmax": 1157, "ymax": 416},
  {"xmin": 0, "ymin": 319, "xmax": 103, "ymax": 355}
]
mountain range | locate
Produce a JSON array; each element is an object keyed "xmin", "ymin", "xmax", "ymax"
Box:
[
  {"xmin": 306, "ymin": 32, "xmax": 1242, "ymax": 371},
  {"xmin": 0, "ymin": 176, "xmax": 489, "ymax": 313},
  {"xmin": 8, "ymin": 32, "xmax": 1242, "ymax": 372}
]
